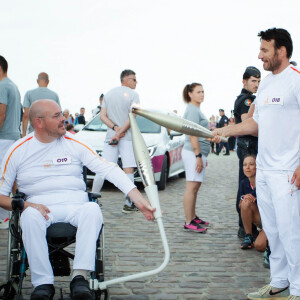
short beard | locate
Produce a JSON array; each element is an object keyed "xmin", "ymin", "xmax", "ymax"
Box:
[
  {"xmin": 45, "ymin": 127, "xmax": 66, "ymax": 139},
  {"xmin": 264, "ymin": 52, "xmax": 281, "ymax": 72}
]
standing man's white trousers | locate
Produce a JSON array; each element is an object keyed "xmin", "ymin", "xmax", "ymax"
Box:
[
  {"xmin": 20, "ymin": 202, "xmax": 102, "ymax": 287},
  {"xmin": 256, "ymin": 169, "xmax": 300, "ymax": 296}
]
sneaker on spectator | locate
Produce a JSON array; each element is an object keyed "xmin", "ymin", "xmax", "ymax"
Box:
[
  {"xmin": 286, "ymin": 296, "xmax": 300, "ymax": 300},
  {"xmin": 241, "ymin": 234, "xmax": 254, "ymax": 250},
  {"xmin": 184, "ymin": 220, "xmax": 207, "ymax": 233},
  {"xmin": 122, "ymin": 203, "xmax": 138, "ymax": 214},
  {"xmin": 247, "ymin": 284, "xmax": 289, "ymax": 299},
  {"xmin": 0, "ymin": 218, "xmax": 9, "ymax": 230},
  {"xmin": 238, "ymin": 226, "xmax": 246, "ymax": 239},
  {"xmin": 193, "ymin": 216, "xmax": 210, "ymax": 226}
]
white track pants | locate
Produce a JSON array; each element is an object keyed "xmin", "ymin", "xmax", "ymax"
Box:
[
  {"xmin": 20, "ymin": 202, "xmax": 102, "ymax": 287},
  {"xmin": 256, "ymin": 169, "xmax": 300, "ymax": 296}
]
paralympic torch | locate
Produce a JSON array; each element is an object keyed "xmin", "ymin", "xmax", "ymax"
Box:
[
  {"xmin": 132, "ymin": 107, "xmax": 227, "ymax": 143},
  {"xmin": 96, "ymin": 113, "xmax": 169, "ymax": 291}
]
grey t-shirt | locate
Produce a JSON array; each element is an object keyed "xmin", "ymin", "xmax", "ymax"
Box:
[
  {"xmin": 102, "ymin": 86, "xmax": 140, "ymax": 141},
  {"xmin": 23, "ymin": 87, "xmax": 61, "ymax": 132},
  {"xmin": 183, "ymin": 103, "xmax": 210, "ymax": 156},
  {"xmin": 0, "ymin": 78, "xmax": 21, "ymax": 140}
]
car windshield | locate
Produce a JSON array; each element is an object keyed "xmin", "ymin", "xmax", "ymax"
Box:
[
  {"xmin": 83, "ymin": 115, "xmax": 161, "ymax": 133},
  {"xmin": 136, "ymin": 115, "xmax": 161, "ymax": 133}
]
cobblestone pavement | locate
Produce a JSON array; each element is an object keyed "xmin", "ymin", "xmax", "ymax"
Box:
[{"xmin": 0, "ymin": 152, "xmax": 270, "ymax": 299}]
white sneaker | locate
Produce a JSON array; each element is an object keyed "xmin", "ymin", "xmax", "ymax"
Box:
[
  {"xmin": 0, "ymin": 217, "xmax": 9, "ymax": 229},
  {"xmin": 286, "ymin": 296, "xmax": 300, "ymax": 300}
]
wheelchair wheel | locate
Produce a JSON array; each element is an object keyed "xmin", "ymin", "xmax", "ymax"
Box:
[
  {"xmin": 92, "ymin": 288, "xmax": 109, "ymax": 300},
  {"xmin": 91, "ymin": 225, "xmax": 109, "ymax": 300},
  {"xmin": 0, "ymin": 280, "xmax": 18, "ymax": 300},
  {"xmin": 2, "ymin": 211, "xmax": 27, "ymax": 300},
  {"xmin": 7, "ymin": 211, "xmax": 23, "ymax": 279}
]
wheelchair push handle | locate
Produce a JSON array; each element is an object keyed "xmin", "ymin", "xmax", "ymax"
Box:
[{"xmin": 11, "ymin": 191, "xmax": 26, "ymax": 212}]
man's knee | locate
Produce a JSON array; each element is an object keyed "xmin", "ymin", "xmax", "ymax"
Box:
[
  {"xmin": 81, "ymin": 202, "xmax": 102, "ymax": 223},
  {"xmin": 254, "ymin": 231, "xmax": 267, "ymax": 252},
  {"xmin": 240, "ymin": 200, "xmax": 253, "ymax": 212}
]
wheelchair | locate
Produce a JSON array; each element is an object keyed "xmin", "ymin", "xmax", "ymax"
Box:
[{"xmin": 0, "ymin": 191, "xmax": 108, "ymax": 300}]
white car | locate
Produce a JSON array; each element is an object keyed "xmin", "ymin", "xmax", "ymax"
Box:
[{"xmin": 75, "ymin": 114, "xmax": 185, "ymax": 190}]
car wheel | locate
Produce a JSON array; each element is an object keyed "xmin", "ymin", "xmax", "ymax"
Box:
[{"xmin": 157, "ymin": 155, "xmax": 168, "ymax": 190}]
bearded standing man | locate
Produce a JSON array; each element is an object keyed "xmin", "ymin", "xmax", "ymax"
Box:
[{"xmin": 213, "ymin": 28, "xmax": 300, "ymax": 300}]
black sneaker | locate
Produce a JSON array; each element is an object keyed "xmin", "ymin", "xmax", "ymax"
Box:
[
  {"xmin": 122, "ymin": 203, "xmax": 139, "ymax": 213},
  {"xmin": 237, "ymin": 226, "xmax": 246, "ymax": 239},
  {"xmin": 240, "ymin": 234, "xmax": 254, "ymax": 250},
  {"xmin": 70, "ymin": 275, "xmax": 92, "ymax": 300},
  {"xmin": 31, "ymin": 284, "xmax": 55, "ymax": 300},
  {"xmin": 223, "ymin": 153, "xmax": 230, "ymax": 156},
  {"xmin": 214, "ymin": 152, "xmax": 219, "ymax": 156}
]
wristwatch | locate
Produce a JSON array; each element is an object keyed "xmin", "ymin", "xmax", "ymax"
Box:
[
  {"xmin": 112, "ymin": 124, "xmax": 118, "ymax": 131},
  {"xmin": 195, "ymin": 153, "xmax": 202, "ymax": 158}
]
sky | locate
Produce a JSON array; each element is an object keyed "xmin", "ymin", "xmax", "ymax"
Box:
[{"xmin": 2, "ymin": 0, "xmax": 300, "ymax": 121}]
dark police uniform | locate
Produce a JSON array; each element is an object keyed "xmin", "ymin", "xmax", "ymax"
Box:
[
  {"xmin": 234, "ymin": 88, "xmax": 258, "ymax": 158},
  {"xmin": 234, "ymin": 67, "xmax": 260, "ymax": 234},
  {"xmin": 216, "ymin": 113, "xmax": 229, "ymax": 155}
]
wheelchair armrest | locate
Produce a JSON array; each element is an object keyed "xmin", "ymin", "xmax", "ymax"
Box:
[
  {"xmin": 11, "ymin": 191, "xmax": 26, "ymax": 212},
  {"xmin": 88, "ymin": 192, "xmax": 101, "ymax": 200}
]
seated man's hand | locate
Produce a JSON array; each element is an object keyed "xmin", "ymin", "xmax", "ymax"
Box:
[
  {"xmin": 127, "ymin": 188, "xmax": 156, "ymax": 221},
  {"xmin": 291, "ymin": 165, "xmax": 300, "ymax": 188},
  {"xmin": 25, "ymin": 202, "xmax": 51, "ymax": 220}
]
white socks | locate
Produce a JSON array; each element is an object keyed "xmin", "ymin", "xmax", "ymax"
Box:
[{"xmin": 72, "ymin": 269, "xmax": 88, "ymax": 280}]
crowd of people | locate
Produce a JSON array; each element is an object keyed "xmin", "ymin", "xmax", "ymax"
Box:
[{"xmin": 0, "ymin": 26, "xmax": 299, "ymax": 300}]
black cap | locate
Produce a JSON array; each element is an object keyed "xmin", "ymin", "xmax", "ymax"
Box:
[
  {"xmin": 243, "ymin": 66, "xmax": 261, "ymax": 79},
  {"xmin": 99, "ymin": 93, "xmax": 104, "ymax": 99},
  {"xmin": 219, "ymin": 109, "xmax": 224, "ymax": 112}
]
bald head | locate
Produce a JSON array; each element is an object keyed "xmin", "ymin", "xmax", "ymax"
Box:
[
  {"xmin": 29, "ymin": 100, "xmax": 59, "ymax": 128},
  {"xmin": 29, "ymin": 100, "xmax": 66, "ymax": 142},
  {"xmin": 37, "ymin": 72, "xmax": 49, "ymax": 87}
]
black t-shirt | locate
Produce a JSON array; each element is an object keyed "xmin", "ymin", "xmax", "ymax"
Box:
[
  {"xmin": 77, "ymin": 115, "xmax": 86, "ymax": 125},
  {"xmin": 234, "ymin": 88, "xmax": 256, "ymax": 124},
  {"xmin": 218, "ymin": 115, "xmax": 229, "ymax": 128}
]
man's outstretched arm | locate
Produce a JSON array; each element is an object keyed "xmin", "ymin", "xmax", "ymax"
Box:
[{"xmin": 213, "ymin": 117, "xmax": 258, "ymax": 140}]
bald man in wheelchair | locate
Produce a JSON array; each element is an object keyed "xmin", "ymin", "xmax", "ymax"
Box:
[{"xmin": 0, "ymin": 100, "xmax": 155, "ymax": 300}]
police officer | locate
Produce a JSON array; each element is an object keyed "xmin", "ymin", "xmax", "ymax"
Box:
[
  {"xmin": 215, "ymin": 109, "xmax": 229, "ymax": 155},
  {"xmin": 234, "ymin": 66, "xmax": 261, "ymax": 238}
]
